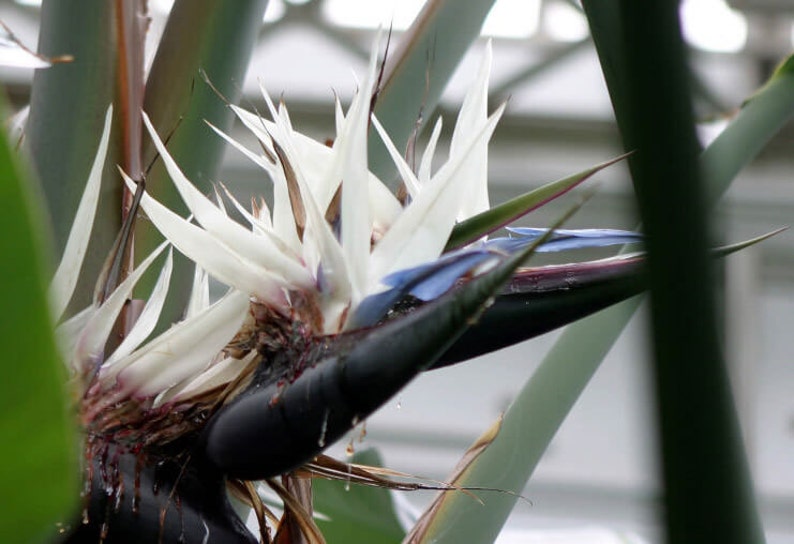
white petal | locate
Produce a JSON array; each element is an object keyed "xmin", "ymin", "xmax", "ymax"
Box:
[
  {"xmin": 153, "ymin": 350, "xmax": 258, "ymax": 408},
  {"xmin": 206, "ymin": 121, "xmax": 274, "ymax": 173},
  {"xmin": 103, "ymin": 249, "xmax": 174, "ymax": 367},
  {"xmin": 231, "ymin": 105, "xmax": 303, "ymax": 253},
  {"xmin": 218, "ymin": 183, "xmax": 269, "ymax": 236},
  {"xmin": 185, "ymin": 263, "xmax": 209, "ymax": 319},
  {"xmin": 73, "ymin": 241, "xmax": 168, "ymax": 368},
  {"xmin": 213, "ymin": 186, "xmax": 228, "ymax": 215},
  {"xmin": 264, "ymin": 102, "xmax": 353, "ymax": 331},
  {"xmin": 217, "ymin": 183, "xmax": 295, "ymax": 264},
  {"xmin": 448, "ymin": 40, "xmax": 492, "ymax": 220},
  {"xmin": 368, "ymin": 172, "xmax": 402, "ymax": 234},
  {"xmin": 369, "ymin": 103, "xmax": 505, "ymax": 285},
  {"xmin": 232, "ymin": 103, "xmax": 400, "ymax": 238},
  {"xmin": 334, "ymin": 92, "xmax": 345, "ymax": 136},
  {"xmin": 55, "ymin": 305, "xmax": 94, "ymax": 367},
  {"xmin": 338, "ymin": 48, "xmax": 379, "ymax": 304},
  {"xmin": 109, "ymin": 289, "xmax": 250, "ymax": 398},
  {"xmin": 419, "ymin": 116, "xmax": 443, "ymax": 186},
  {"xmin": 122, "ymin": 171, "xmax": 292, "ymax": 307},
  {"xmin": 50, "ymin": 105, "xmax": 113, "ymax": 321},
  {"xmin": 142, "ymin": 112, "xmax": 311, "ymax": 286},
  {"xmin": 371, "ymin": 114, "xmax": 421, "ymax": 199}
]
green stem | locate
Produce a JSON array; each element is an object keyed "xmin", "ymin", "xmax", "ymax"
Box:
[{"xmin": 616, "ymin": 2, "xmax": 763, "ymax": 542}]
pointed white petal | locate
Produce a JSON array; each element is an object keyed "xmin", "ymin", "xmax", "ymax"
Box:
[
  {"xmin": 232, "ymin": 103, "xmax": 399, "ymax": 237},
  {"xmin": 264, "ymin": 104, "xmax": 353, "ymax": 331},
  {"xmin": 252, "ymin": 197, "xmax": 273, "ymax": 229},
  {"xmin": 213, "ymin": 185, "xmax": 228, "ymax": 215},
  {"xmin": 55, "ymin": 305, "xmax": 94, "ymax": 366},
  {"xmin": 334, "ymin": 92, "xmax": 345, "ymax": 136},
  {"xmin": 109, "ymin": 289, "xmax": 250, "ymax": 398},
  {"xmin": 419, "ymin": 116, "xmax": 443, "ymax": 186},
  {"xmin": 448, "ymin": 40, "xmax": 492, "ymax": 220},
  {"xmin": 339, "ymin": 46, "xmax": 380, "ymax": 303},
  {"xmin": 122, "ymin": 171, "xmax": 292, "ymax": 307},
  {"xmin": 369, "ymin": 103, "xmax": 505, "ymax": 285},
  {"xmin": 185, "ymin": 262, "xmax": 209, "ymax": 319},
  {"xmin": 217, "ymin": 184, "xmax": 290, "ymax": 260},
  {"xmin": 142, "ymin": 112, "xmax": 311, "ymax": 286},
  {"xmin": 73, "ymin": 241, "xmax": 168, "ymax": 368},
  {"xmin": 206, "ymin": 121, "xmax": 274, "ymax": 173},
  {"xmin": 103, "ymin": 249, "xmax": 174, "ymax": 367},
  {"xmin": 218, "ymin": 183, "xmax": 269, "ymax": 235},
  {"xmin": 153, "ymin": 350, "xmax": 258, "ymax": 408},
  {"xmin": 231, "ymin": 105, "xmax": 303, "ymax": 252},
  {"xmin": 371, "ymin": 114, "xmax": 421, "ymax": 199},
  {"xmin": 368, "ymin": 172, "xmax": 402, "ymax": 234},
  {"xmin": 50, "ymin": 105, "xmax": 113, "ymax": 321}
]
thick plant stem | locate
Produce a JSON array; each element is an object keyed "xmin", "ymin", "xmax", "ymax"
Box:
[{"xmin": 615, "ymin": 2, "xmax": 764, "ymax": 543}]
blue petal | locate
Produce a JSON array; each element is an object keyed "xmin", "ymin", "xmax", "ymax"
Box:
[
  {"xmin": 403, "ymin": 252, "xmax": 495, "ymax": 301},
  {"xmin": 350, "ymin": 250, "xmax": 499, "ymax": 329},
  {"xmin": 486, "ymin": 228, "xmax": 643, "ymax": 253}
]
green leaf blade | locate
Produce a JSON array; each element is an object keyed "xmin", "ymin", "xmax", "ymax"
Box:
[
  {"xmin": 0, "ymin": 105, "xmax": 77, "ymax": 543},
  {"xmin": 445, "ymin": 153, "xmax": 629, "ymax": 250}
]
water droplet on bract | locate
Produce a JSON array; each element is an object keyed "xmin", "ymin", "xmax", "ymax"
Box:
[
  {"xmin": 396, "ymin": 399, "xmax": 402, "ymax": 410},
  {"xmin": 81, "ymin": 509, "xmax": 89, "ymax": 525},
  {"xmin": 317, "ymin": 410, "xmax": 329, "ymax": 447},
  {"xmin": 345, "ymin": 440, "xmax": 355, "ymax": 456}
]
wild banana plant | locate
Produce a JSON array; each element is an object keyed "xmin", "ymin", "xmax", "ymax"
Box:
[{"xmin": 2, "ymin": 1, "xmax": 791, "ymax": 543}]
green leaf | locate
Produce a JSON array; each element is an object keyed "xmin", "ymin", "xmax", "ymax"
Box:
[
  {"xmin": 702, "ymin": 51, "xmax": 794, "ymax": 204},
  {"xmin": 313, "ymin": 449, "xmax": 405, "ymax": 544},
  {"xmin": 445, "ymin": 153, "xmax": 629, "ymax": 250},
  {"xmin": 27, "ymin": 0, "xmax": 120, "ymax": 311},
  {"xmin": 370, "ymin": 0, "xmax": 497, "ymax": 182},
  {"xmin": 412, "ymin": 297, "xmax": 642, "ymax": 544},
  {"xmin": 0, "ymin": 102, "xmax": 77, "ymax": 543}
]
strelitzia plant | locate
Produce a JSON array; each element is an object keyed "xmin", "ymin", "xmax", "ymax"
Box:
[
  {"xmin": 3, "ymin": 1, "xmax": 792, "ymax": 543},
  {"xmin": 52, "ymin": 38, "xmax": 658, "ymax": 542}
]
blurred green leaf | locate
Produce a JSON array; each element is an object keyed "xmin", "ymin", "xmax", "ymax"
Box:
[
  {"xmin": 26, "ymin": 0, "xmax": 120, "ymax": 311},
  {"xmin": 0, "ymin": 101, "xmax": 77, "ymax": 543},
  {"xmin": 412, "ymin": 297, "xmax": 642, "ymax": 544},
  {"xmin": 617, "ymin": 1, "xmax": 762, "ymax": 541},
  {"xmin": 702, "ymin": 52, "xmax": 794, "ymax": 204},
  {"xmin": 313, "ymin": 449, "xmax": 404, "ymax": 544},
  {"xmin": 371, "ymin": 0, "xmax": 497, "ymax": 182}
]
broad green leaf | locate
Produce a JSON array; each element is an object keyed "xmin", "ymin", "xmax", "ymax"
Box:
[
  {"xmin": 313, "ymin": 449, "xmax": 405, "ymax": 544},
  {"xmin": 702, "ymin": 51, "xmax": 794, "ymax": 204},
  {"xmin": 412, "ymin": 297, "xmax": 641, "ymax": 544},
  {"xmin": 27, "ymin": 0, "xmax": 120, "ymax": 311},
  {"xmin": 445, "ymin": 153, "xmax": 629, "ymax": 250},
  {"xmin": 370, "ymin": 0, "xmax": 497, "ymax": 182},
  {"xmin": 415, "ymin": 5, "xmax": 794, "ymax": 543},
  {"xmin": 0, "ymin": 102, "xmax": 77, "ymax": 543}
]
